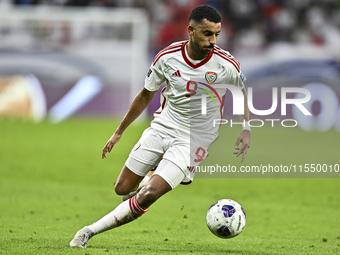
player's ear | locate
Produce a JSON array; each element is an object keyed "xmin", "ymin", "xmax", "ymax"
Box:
[{"xmin": 188, "ymin": 25, "xmax": 194, "ymax": 36}]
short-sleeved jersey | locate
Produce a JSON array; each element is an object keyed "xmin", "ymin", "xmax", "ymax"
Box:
[{"xmin": 145, "ymin": 40, "xmax": 245, "ymax": 145}]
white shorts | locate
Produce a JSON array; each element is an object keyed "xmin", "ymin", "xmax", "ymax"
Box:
[
  {"xmin": 126, "ymin": 157, "xmax": 185, "ymax": 189},
  {"xmin": 125, "ymin": 127, "xmax": 198, "ymax": 188}
]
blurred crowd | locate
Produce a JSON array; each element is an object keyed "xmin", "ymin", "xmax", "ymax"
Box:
[{"xmin": 8, "ymin": 0, "xmax": 340, "ymax": 54}]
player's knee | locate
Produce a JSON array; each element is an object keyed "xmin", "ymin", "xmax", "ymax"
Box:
[
  {"xmin": 137, "ymin": 187, "xmax": 158, "ymax": 207},
  {"xmin": 114, "ymin": 181, "xmax": 129, "ymax": 196}
]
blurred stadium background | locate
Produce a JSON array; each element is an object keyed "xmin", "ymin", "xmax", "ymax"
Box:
[
  {"xmin": 1, "ymin": 2, "xmax": 340, "ymax": 254},
  {"xmin": 0, "ymin": 0, "xmax": 339, "ymax": 131}
]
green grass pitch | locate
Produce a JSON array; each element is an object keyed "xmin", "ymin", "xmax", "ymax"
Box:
[{"xmin": 0, "ymin": 118, "xmax": 339, "ymax": 254}]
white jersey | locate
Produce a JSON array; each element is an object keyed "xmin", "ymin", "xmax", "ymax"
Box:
[{"xmin": 144, "ymin": 40, "xmax": 245, "ymax": 146}]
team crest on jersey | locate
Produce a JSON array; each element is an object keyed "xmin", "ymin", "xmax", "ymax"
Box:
[{"xmin": 205, "ymin": 71, "xmax": 217, "ymax": 84}]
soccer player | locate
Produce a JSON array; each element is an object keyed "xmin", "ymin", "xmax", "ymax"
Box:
[{"xmin": 70, "ymin": 4, "xmax": 250, "ymax": 248}]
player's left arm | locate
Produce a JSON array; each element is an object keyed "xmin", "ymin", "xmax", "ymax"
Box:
[{"xmin": 233, "ymin": 87, "xmax": 250, "ymax": 162}]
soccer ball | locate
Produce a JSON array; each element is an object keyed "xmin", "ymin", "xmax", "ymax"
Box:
[{"xmin": 206, "ymin": 199, "xmax": 246, "ymax": 239}]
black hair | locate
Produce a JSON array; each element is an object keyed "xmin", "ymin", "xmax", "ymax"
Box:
[{"xmin": 188, "ymin": 5, "xmax": 222, "ymax": 24}]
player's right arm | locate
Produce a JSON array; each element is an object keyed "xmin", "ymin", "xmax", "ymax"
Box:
[
  {"xmin": 102, "ymin": 87, "xmax": 156, "ymax": 159},
  {"xmin": 102, "ymin": 45, "xmax": 166, "ymax": 159}
]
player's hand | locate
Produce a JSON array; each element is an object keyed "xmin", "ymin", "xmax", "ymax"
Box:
[
  {"xmin": 102, "ymin": 133, "xmax": 122, "ymax": 159},
  {"xmin": 233, "ymin": 130, "xmax": 250, "ymax": 162}
]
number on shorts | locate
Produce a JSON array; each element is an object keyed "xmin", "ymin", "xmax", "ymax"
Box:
[{"xmin": 194, "ymin": 147, "xmax": 206, "ymax": 163}]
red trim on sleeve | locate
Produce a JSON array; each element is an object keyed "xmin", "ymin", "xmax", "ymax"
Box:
[
  {"xmin": 152, "ymin": 42, "xmax": 183, "ymax": 66},
  {"xmin": 213, "ymin": 46, "xmax": 241, "ymax": 72}
]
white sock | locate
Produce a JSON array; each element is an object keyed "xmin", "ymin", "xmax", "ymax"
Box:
[{"xmin": 87, "ymin": 196, "xmax": 148, "ymax": 235}]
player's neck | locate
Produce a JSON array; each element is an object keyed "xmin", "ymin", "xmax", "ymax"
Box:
[{"xmin": 186, "ymin": 42, "xmax": 208, "ymax": 60}]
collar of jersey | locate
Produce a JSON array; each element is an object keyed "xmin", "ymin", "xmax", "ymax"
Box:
[{"xmin": 181, "ymin": 41, "xmax": 214, "ymax": 69}]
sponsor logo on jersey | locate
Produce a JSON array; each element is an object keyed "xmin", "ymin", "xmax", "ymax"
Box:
[
  {"xmin": 187, "ymin": 166, "xmax": 196, "ymax": 173},
  {"xmin": 133, "ymin": 142, "xmax": 141, "ymax": 151},
  {"xmin": 205, "ymin": 71, "xmax": 217, "ymax": 84},
  {"xmin": 172, "ymin": 70, "xmax": 181, "ymax": 77},
  {"xmin": 147, "ymin": 69, "xmax": 152, "ymax": 77}
]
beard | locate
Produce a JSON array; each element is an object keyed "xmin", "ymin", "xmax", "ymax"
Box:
[{"xmin": 192, "ymin": 40, "xmax": 213, "ymax": 57}]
